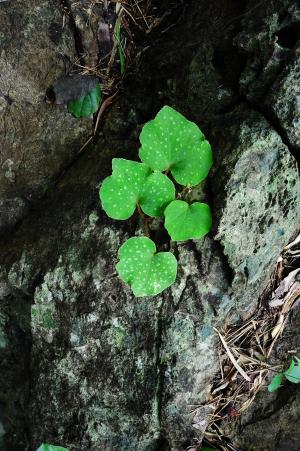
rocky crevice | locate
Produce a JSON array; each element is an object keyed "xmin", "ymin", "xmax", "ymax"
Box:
[
  {"xmin": 0, "ymin": 0, "xmax": 300, "ymax": 450},
  {"xmin": 244, "ymin": 98, "xmax": 300, "ymax": 165},
  {"xmin": 61, "ymin": 0, "xmax": 86, "ymax": 60},
  {"xmin": 152, "ymin": 296, "xmax": 171, "ymax": 449}
]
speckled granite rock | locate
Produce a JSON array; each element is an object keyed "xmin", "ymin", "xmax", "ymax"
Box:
[{"xmin": 212, "ymin": 106, "xmax": 300, "ymax": 317}]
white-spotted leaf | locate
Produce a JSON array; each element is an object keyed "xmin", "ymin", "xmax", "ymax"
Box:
[
  {"xmin": 99, "ymin": 159, "xmax": 175, "ymax": 219},
  {"xmin": 164, "ymin": 200, "xmax": 212, "ymax": 241},
  {"xmin": 268, "ymin": 373, "xmax": 284, "ymax": 392},
  {"xmin": 284, "ymin": 358, "xmax": 300, "ymax": 384},
  {"xmin": 37, "ymin": 445, "xmax": 69, "ymax": 451},
  {"xmin": 100, "ymin": 159, "xmax": 150, "ymax": 219},
  {"xmin": 139, "ymin": 106, "xmax": 212, "ymax": 186},
  {"xmin": 139, "ymin": 171, "xmax": 175, "ymax": 217},
  {"xmin": 116, "ymin": 237, "xmax": 177, "ymax": 297}
]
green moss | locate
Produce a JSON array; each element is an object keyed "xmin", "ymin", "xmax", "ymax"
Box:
[
  {"xmin": 107, "ymin": 321, "xmax": 127, "ymax": 350},
  {"xmin": 113, "ymin": 326, "xmax": 126, "ymax": 349},
  {"xmin": 32, "ymin": 304, "xmax": 57, "ymax": 331}
]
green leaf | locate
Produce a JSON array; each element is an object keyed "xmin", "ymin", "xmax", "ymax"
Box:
[
  {"xmin": 115, "ymin": 19, "xmax": 125, "ymax": 75},
  {"xmin": 139, "ymin": 106, "xmax": 212, "ymax": 186},
  {"xmin": 201, "ymin": 447, "xmax": 216, "ymax": 451},
  {"xmin": 164, "ymin": 200, "xmax": 212, "ymax": 241},
  {"xmin": 116, "ymin": 237, "xmax": 177, "ymax": 297},
  {"xmin": 68, "ymin": 84, "xmax": 101, "ymax": 118},
  {"xmin": 37, "ymin": 444, "xmax": 69, "ymax": 451},
  {"xmin": 99, "ymin": 159, "xmax": 175, "ymax": 220},
  {"xmin": 139, "ymin": 171, "xmax": 175, "ymax": 217},
  {"xmin": 100, "ymin": 159, "xmax": 150, "ymax": 220},
  {"xmin": 284, "ymin": 358, "xmax": 300, "ymax": 384},
  {"xmin": 268, "ymin": 373, "xmax": 285, "ymax": 392}
]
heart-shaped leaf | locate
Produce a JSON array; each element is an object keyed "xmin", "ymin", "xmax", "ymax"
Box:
[
  {"xmin": 284, "ymin": 358, "xmax": 300, "ymax": 384},
  {"xmin": 116, "ymin": 237, "xmax": 177, "ymax": 297},
  {"xmin": 139, "ymin": 106, "xmax": 212, "ymax": 186},
  {"xmin": 37, "ymin": 445, "xmax": 69, "ymax": 451},
  {"xmin": 100, "ymin": 159, "xmax": 150, "ymax": 219},
  {"xmin": 164, "ymin": 200, "xmax": 212, "ymax": 241},
  {"xmin": 268, "ymin": 373, "xmax": 284, "ymax": 392},
  {"xmin": 99, "ymin": 159, "xmax": 175, "ymax": 219},
  {"xmin": 68, "ymin": 84, "xmax": 101, "ymax": 118},
  {"xmin": 139, "ymin": 171, "xmax": 175, "ymax": 217}
]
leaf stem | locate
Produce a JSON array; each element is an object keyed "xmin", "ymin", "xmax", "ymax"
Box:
[
  {"xmin": 176, "ymin": 185, "xmax": 192, "ymax": 200},
  {"xmin": 137, "ymin": 202, "xmax": 150, "ymax": 237}
]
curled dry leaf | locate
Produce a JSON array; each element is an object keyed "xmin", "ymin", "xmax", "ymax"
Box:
[{"xmin": 46, "ymin": 75, "xmax": 98, "ymax": 105}]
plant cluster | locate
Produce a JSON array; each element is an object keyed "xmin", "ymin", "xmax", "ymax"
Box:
[
  {"xmin": 268, "ymin": 357, "xmax": 300, "ymax": 392},
  {"xmin": 99, "ymin": 106, "xmax": 213, "ymax": 297}
]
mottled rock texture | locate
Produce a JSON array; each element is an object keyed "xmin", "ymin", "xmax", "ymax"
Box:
[
  {"xmin": 213, "ymin": 106, "xmax": 299, "ymax": 316},
  {"xmin": 0, "ymin": 0, "xmax": 92, "ymax": 234},
  {"xmin": 0, "ymin": 0, "xmax": 299, "ymax": 450}
]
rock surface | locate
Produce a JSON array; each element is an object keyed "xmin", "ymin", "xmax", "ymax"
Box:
[
  {"xmin": 213, "ymin": 106, "xmax": 299, "ymax": 317},
  {"xmin": 265, "ymin": 55, "xmax": 300, "ymax": 154},
  {"xmin": 0, "ymin": 0, "xmax": 92, "ymax": 234},
  {"xmin": 0, "ymin": 1, "xmax": 299, "ymax": 450}
]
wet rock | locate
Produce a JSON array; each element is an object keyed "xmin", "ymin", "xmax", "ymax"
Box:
[{"xmin": 0, "ymin": 0, "xmax": 92, "ymax": 234}]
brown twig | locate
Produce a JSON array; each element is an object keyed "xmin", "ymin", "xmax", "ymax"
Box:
[
  {"xmin": 214, "ymin": 328, "xmax": 251, "ymax": 382},
  {"xmin": 94, "ymin": 92, "xmax": 118, "ymax": 135},
  {"xmin": 177, "ymin": 185, "xmax": 192, "ymax": 200}
]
